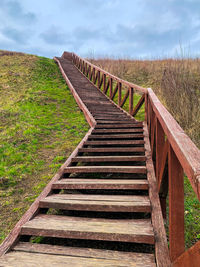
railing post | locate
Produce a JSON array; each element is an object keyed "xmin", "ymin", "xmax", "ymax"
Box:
[
  {"xmin": 97, "ymin": 71, "xmax": 100, "ymax": 89},
  {"xmin": 168, "ymin": 145, "xmax": 185, "ymax": 261},
  {"xmin": 93, "ymin": 68, "xmax": 96, "ymax": 84},
  {"xmin": 129, "ymin": 87, "xmax": 134, "ymax": 114},
  {"xmin": 103, "ymin": 74, "xmax": 106, "ymax": 92},
  {"xmin": 118, "ymin": 82, "xmax": 121, "ymax": 105},
  {"xmin": 109, "ymin": 78, "xmax": 113, "ymax": 98}
]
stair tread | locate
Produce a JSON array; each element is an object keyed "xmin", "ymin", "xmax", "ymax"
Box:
[
  {"xmin": 5, "ymin": 242, "xmax": 155, "ymax": 267},
  {"xmin": 79, "ymin": 147, "xmax": 145, "ymax": 152},
  {"xmin": 21, "ymin": 214, "xmax": 154, "ymax": 244},
  {"xmin": 52, "ymin": 179, "xmax": 148, "ymax": 190},
  {"xmin": 92, "ymin": 129, "xmax": 143, "ymax": 133},
  {"xmin": 95, "ymin": 124, "xmax": 143, "ymax": 129},
  {"xmin": 88, "ymin": 134, "xmax": 144, "ymax": 139},
  {"xmin": 84, "ymin": 140, "xmax": 145, "ymax": 145},
  {"xmin": 72, "ymin": 156, "xmax": 146, "ymax": 162},
  {"xmin": 54, "ymin": 178, "xmax": 148, "ymax": 184},
  {"xmin": 40, "ymin": 194, "xmax": 151, "ymax": 212},
  {"xmin": 64, "ymin": 166, "xmax": 146, "ymax": 173}
]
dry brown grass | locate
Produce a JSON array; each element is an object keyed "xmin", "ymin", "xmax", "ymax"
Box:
[{"xmin": 90, "ymin": 58, "xmax": 200, "ymax": 148}]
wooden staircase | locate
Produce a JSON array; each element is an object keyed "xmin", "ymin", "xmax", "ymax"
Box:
[{"xmin": 1, "ymin": 52, "xmax": 199, "ymax": 266}]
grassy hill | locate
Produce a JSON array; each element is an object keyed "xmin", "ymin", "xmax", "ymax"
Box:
[{"xmin": 0, "ymin": 51, "xmax": 89, "ymax": 243}]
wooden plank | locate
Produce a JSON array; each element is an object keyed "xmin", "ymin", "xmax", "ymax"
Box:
[
  {"xmin": 64, "ymin": 166, "xmax": 146, "ymax": 173},
  {"xmin": 0, "ymin": 128, "xmax": 94, "ymax": 256},
  {"xmin": 118, "ymin": 82, "xmax": 122, "ymax": 104},
  {"xmin": 96, "ymin": 120, "xmax": 134, "ymax": 124},
  {"xmin": 1, "ymin": 249, "xmax": 156, "ymax": 267},
  {"xmin": 95, "ymin": 124, "xmax": 143, "ymax": 129},
  {"xmin": 42, "ymin": 194, "xmax": 149, "ymax": 201},
  {"xmin": 129, "ymin": 87, "xmax": 134, "ymax": 114},
  {"xmin": 156, "ymin": 120, "xmax": 165, "ymax": 181},
  {"xmin": 109, "ymin": 77, "xmax": 113, "ymax": 98},
  {"xmin": 132, "ymin": 93, "xmax": 145, "ymax": 116},
  {"xmin": 92, "ymin": 128, "xmax": 143, "ymax": 133},
  {"xmin": 39, "ymin": 194, "xmax": 151, "ymax": 212},
  {"xmin": 168, "ymin": 144, "xmax": 185, "ymax": 261},
  {"xmin": 172, "ymin": 240, "xmax": 200, "ymax": 267},
  {"xmin": 111, "ymin": 82, "xmax": 118, "ymax": 100},
  {"xmin": 13, "ymin": 242, "xmax": 155, "ymax": 266},
  {"xmin": 143, "ymin": 122, "xmax": 171, "ymax": 266},
  {"xmin": 84, "ymin": 140, "xmax": 145, "ymax": 145},
  {"xmin": 88, "ymin": 134, "xmax": 144, "ymax": 139},
  {"xmin": 21, "ymin": 214, "xmax": 155, "ymax": 244},
  {"xmin": 71, "ymin": 156, "xmax": 146, "ymax": 162},
  {"xmin": 120, "ymin": 89, "xmax": 129, "ymax": 108},
  {"xmin": 79, "ymin": 147, "xmax": 145, "ymax": 153},
  {"xmin": 52, "ymin": 179, "xmax": 149, "ymax": 190}
]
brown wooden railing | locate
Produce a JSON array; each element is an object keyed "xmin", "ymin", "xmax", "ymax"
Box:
[{"xmin": 63, "ymin": 51, "xmax": 200, "ymax": 266}]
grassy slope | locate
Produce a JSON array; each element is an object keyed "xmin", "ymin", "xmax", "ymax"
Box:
[{"xmin": 0, "ymin": 51, "xmax": 89, "ymax": 243}]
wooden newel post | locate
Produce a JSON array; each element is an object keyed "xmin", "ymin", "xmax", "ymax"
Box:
[{"xmin": 168, "ymin": 145, "xmax": 185, "ymax": 261}]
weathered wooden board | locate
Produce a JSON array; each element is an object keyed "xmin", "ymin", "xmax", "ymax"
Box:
[
  {"xmin": 21, "ymin": 214, "xmax": 154, "ymax": 244},
  {"xmin": 71, "ymin": 156, "xmax": 146, "ymax": 162},
  {"xmin": 39, "ymin": 194, "xmax": 151, "ymax": 212},
  {"xmin": 64, "ymin": 166, "xmax": 146, "ymax": 173}
]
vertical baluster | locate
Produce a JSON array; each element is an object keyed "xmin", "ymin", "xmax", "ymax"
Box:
[
  {"xmin": 156, "ymin": 120, "xmax": 165, "ymax": 181},
  {"xmin": 118, "ymin": 82, "xmax": 122, "ymax": 105},
  {"xmin": 145, "ymin": 93, "xmax": 148, "ymax": 122},
  {"xmin": 168, "ymin": 145, "xmax": 185, "ymax": 261},
  {"xmin": 103, "ymin": 74, "xmax": 106, "ymax": 93},
  {"xmin": 109, "ymin": 78, "xmax": 113, "ymax": 98},
  {"xmin": 129, "ymin": 87, "xmax": 134, "ymax": 114},
  {"xmin": 93, "ymin": 68, "xmax": 96, "ymax": 84},
  {"xmin": 97, "ymin": 71, "xmax": 100, "ymax": 89}
]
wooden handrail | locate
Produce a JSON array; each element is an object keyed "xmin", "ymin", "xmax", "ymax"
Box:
[
  {"xmin": 148, "ymin": 88, "xmax": 200, "ymax": 200},
  {"xmin": 69, "ymin": 52, "xmax": 147, "ymax": 94},
  {"xmin": 63, "ymin": 51, "xmax": 200, "ymax": 264}
]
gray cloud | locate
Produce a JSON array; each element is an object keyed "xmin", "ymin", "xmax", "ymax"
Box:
[
  {"xmin": 0, "ymin": 0, "xmax": 36, "ymax": 24},
  {"xmin": 40, "ymin": 26, "xmax": 70, "ymax": 45},
  {"xmin": 2, "ymin": 27, "xmax": 29, "ymax": 44}
]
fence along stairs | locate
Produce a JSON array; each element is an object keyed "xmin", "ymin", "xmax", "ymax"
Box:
[{"xmin": 0, "ymin": 52, "xmax": 200, "ymax": 267}]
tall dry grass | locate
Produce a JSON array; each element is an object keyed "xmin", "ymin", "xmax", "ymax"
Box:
[{"xmin": 90, "ymin": 58, "xmax": 200, "ymax": 148}]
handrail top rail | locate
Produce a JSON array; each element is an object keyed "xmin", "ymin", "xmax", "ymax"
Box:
[
  {"xmin": 63, "ymin": 51, "xmax": 200, "ymax": 200},
  {"xmin": 148, "ymin": 88, "xmax": 200, "ymax": 199},
  {"xmin": 64, "ymin": 52, "xmax": 147, "ymax": 94}
]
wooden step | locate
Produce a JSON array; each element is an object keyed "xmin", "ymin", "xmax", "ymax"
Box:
[
  {"xmin": 39, "ymin": 194, "xmax": 151, "ymax": 212},
  {"xmin": 94, "ymin": 116, "xmax": 132, "ymax": 120},
  {"xmin": 21, "ymin": 214, "xmax": 154, "ymax": 244},
  {"xmin": 72, "ymin": 156, "xmax": 146, "ymax": 162},
  {"xmin": 92, "ymin": 129, "xmax": 143, "ymax": 133},
  {"xmin": 88, "ymin": 134, "xmax": 144, "ymax": 139},
  {"xmin": 95, "ymin": 124, "xmax": 143, "ymax": 129},
  {"xmin": 64, "ymin": 166, "xmax": 146, "ymax": 173},
  {"xmin": 0, "ymin": 242, "xmax": 155, "ymax": 267},
  {"xmin": 84, "ymin": 140, "xmax": 145, "ymax": 145},
  {"xmin": 52, "ymin": 178, "xmax": 149, "ymax": 190},
  {"xmin": 79, "ymin": 147, "xmax": 145, "ymax": 153},
  {"xmin": 96, "ymin": 120, "xmax": 135, "ymax": 124}
]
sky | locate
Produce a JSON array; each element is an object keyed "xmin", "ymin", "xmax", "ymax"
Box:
[{"xmin": 0, "ymin": 0, "xmax": 200, "ymax": 59}]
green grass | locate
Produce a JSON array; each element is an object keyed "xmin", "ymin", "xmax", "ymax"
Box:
[{"xmin": 0, "ymin": 52, "xmax": 89, "ymax": 243}]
